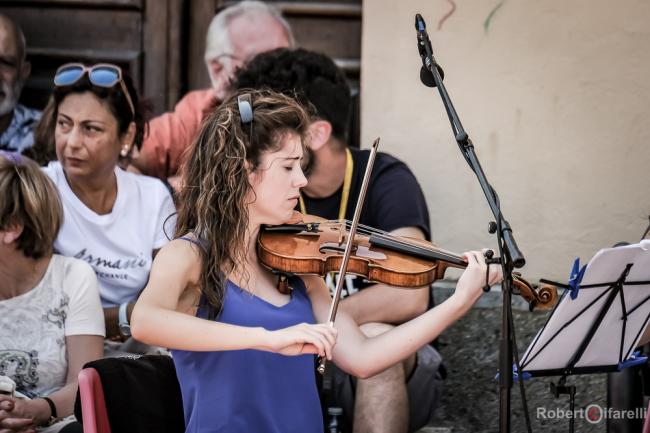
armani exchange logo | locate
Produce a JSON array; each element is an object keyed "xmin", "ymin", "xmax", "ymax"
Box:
[{"xmin": 74, "ymin": 248, "xmax": 147, "ymax": 271}]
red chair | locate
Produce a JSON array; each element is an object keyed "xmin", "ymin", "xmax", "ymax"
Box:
[{"xmin": 78, "ymin": 368, "xmax": 112, "ymax": 433}]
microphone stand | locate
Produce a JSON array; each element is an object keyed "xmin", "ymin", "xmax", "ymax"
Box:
[{"xmin": 414, "ymin": 14, "xmax": 526, "ymax": 433}]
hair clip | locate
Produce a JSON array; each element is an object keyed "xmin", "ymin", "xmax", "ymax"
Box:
[
  {"xmin": 238, "ymin": 93, "xmax": 253, "ymax": 124},
  {"xmin": 0, "ymin": 150, "xmax": 23, "ymax": 165}
]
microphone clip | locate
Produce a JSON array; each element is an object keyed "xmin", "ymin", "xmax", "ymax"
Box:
[{"xmin": 414, "ymin": 13, "xmax": 445, "ymax": 87}]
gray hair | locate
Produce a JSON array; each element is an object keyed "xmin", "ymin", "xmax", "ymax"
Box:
[{"xmin": 204, "ymin": 1, "xmax": 295, "ymax": 65}]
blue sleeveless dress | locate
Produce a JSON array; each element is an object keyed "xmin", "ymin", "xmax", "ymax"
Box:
[{"xmin": 171, "ymin": 278, "xmax": 323, "ymax": 433}]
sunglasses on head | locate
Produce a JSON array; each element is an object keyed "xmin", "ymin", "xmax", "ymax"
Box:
[{"xmin": 53, "ymin": 63, "xmax": 135, "ymax": 118}]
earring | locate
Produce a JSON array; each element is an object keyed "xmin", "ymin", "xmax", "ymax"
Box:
[{"xmin": 120, "ymin": 146, "xmax": 130, "ymax": 157}]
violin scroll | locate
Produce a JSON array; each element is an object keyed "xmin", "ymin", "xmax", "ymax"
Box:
[
  {"xmin": 512, "ymin": 273, "xmax": 558, "ymax": 311},
  {"xmin": 535, "ymin": 283, "xmax": 559, "ymax": 309}
]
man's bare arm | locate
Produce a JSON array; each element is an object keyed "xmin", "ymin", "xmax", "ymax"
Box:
[{"xmin": 340, "ymin": 226, "xmax": 430, "ymax": 325}]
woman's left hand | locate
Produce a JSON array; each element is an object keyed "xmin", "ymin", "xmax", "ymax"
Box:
[{"xmin": 454, "ymin": 249, "xmax": 503, "ymax": 306}]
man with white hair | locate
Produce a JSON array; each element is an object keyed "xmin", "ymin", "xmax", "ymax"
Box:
[
  {"xmin": 133, "ymin": 0, "xmax": 293, "ymax": 181},
  {"xmin": 0, "ymin": 14, "xmax": 40, "ymax": 153}
]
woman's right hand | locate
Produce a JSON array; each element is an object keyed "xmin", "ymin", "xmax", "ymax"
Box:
[
  {"xmin": 0, "ymin": 397, "xmax": 35, "ymax": 433},
  {"xmin": 264, "ymin": 323, "xmax": 337, "ymax": 359}
]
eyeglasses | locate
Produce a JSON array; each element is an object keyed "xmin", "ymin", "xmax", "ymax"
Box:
[
  {"xmin": 213, "ymin": 53, "xmax": 248, "ymax": 71},
  {"xmin": 53, "ymin": 63, "xmax": 135, "ymax": 118},
  {"xmin": 214, "ymin": 53, "xmax": 245, "ymax": 63}
]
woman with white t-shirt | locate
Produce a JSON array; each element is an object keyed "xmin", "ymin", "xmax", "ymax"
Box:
[
  {"xmin": 35, "ymin": 63, "xmax": 176, "ymax": 345},
  {"xmin": 0, "ymin": 152, "xmax": 104, "ymax": 433}
]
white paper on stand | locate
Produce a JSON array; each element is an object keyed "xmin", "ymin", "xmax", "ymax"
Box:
[{"xmin": 521, "ymin": 240, "xmax": 650, "ymax": 373}]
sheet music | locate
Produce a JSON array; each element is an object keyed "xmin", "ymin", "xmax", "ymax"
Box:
[{"xmin": 521, "ymin": 240, "xmax": 650, "ymax": 373}]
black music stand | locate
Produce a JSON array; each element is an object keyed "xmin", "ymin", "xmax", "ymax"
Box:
[{"xmin": 519, "ymin": 240, "xmax": 650, "ymax": 432}]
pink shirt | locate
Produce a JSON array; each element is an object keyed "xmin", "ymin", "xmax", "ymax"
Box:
[{"xmin": 138, "ymin": 89, "xmax": 219, "ymax": 179}]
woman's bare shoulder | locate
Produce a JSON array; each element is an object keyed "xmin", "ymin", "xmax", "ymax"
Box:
[
  {"xmin": 164, "ymin": 233, "xmax": 204, "ymax": 256},
  {"xmin": 154, "ymin": 234, "xmax": 204, "ymax": 280}
]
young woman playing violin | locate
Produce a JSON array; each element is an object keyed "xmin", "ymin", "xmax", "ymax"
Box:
[{"xmin": 130, "ymin": 89, "xmax": 503, "ymax": 433}]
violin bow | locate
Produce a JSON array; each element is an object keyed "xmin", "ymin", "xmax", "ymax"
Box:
[{"xmin": 318, "ymin": 137, "xmax": 380, "ymax": 374}]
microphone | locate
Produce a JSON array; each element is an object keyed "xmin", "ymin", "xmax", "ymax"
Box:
[{"xmin": 415, "ymin": 13, "xmax": 444, "ymax": 87}]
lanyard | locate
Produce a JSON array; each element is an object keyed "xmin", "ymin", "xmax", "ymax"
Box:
[{"xmin": 299, "ymin": 148, "xmax": 353, "ymax": 221}]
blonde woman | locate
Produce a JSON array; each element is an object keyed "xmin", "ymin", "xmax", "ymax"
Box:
[{"xmin": 0, "ymin": 152, "xmax": 104, "ymax": 433}]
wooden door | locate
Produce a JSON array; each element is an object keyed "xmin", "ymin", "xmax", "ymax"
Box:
[{"xmin": 1, "ymin": 0, "xmax": 184, "ymax": 114}]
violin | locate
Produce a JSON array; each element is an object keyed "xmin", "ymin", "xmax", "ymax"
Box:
[
  {"xmin": 257, "ymin": 214, "xmax": 558, "ymax": 311},
  {"xmin": 260, "ymin": 138, "xmax": 553, "ymax": 375}
]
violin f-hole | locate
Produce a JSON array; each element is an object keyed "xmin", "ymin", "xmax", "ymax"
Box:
[{"xmin": 319, "ymin": 243, "xmax": 358, "ymax": 255}]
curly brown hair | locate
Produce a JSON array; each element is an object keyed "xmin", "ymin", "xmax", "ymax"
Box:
[{"xmin": 175, "ymin": 88, "xmax": 311, "ymax": 318}]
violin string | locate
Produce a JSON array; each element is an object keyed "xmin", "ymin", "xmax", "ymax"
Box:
[
  {"xmin": 341, "ymin": 219, "xmax": 430, "ymax": 249},
  {"xmin": 341, "ymin": 219, "xmax": 390, "ymax": 236},
  {"xmin": 327, "ymin": 219, "xmax": 383, "ymax": 237},
  {"xmin": 335, "ymin": 220, "xmax": 431, "ymax": 250},
  {"xmin": 333, "ymin": 219, "xmax": 464, "ymax": 262}
]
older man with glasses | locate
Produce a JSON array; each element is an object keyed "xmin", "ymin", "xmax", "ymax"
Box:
[
  {"xmin": 0, "ymin": 14, "xmax": 40, "ymax": 154},
  {"xmin": 131, "ymin": 0, "xmax": 294, "ymax": 185}
]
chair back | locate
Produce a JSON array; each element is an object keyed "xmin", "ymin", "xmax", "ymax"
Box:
[
  {"xmin": 78, "ymin": 368, "xmax": 112, "ymax": 433},
  {"xmin": 75, "ymin": 355, "xmax": 185, "ymax": 433}
]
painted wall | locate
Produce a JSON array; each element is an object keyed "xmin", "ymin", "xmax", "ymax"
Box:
[{"xmin": 361, "ymin": 0, "xmax": 650, "ymax": 280}]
